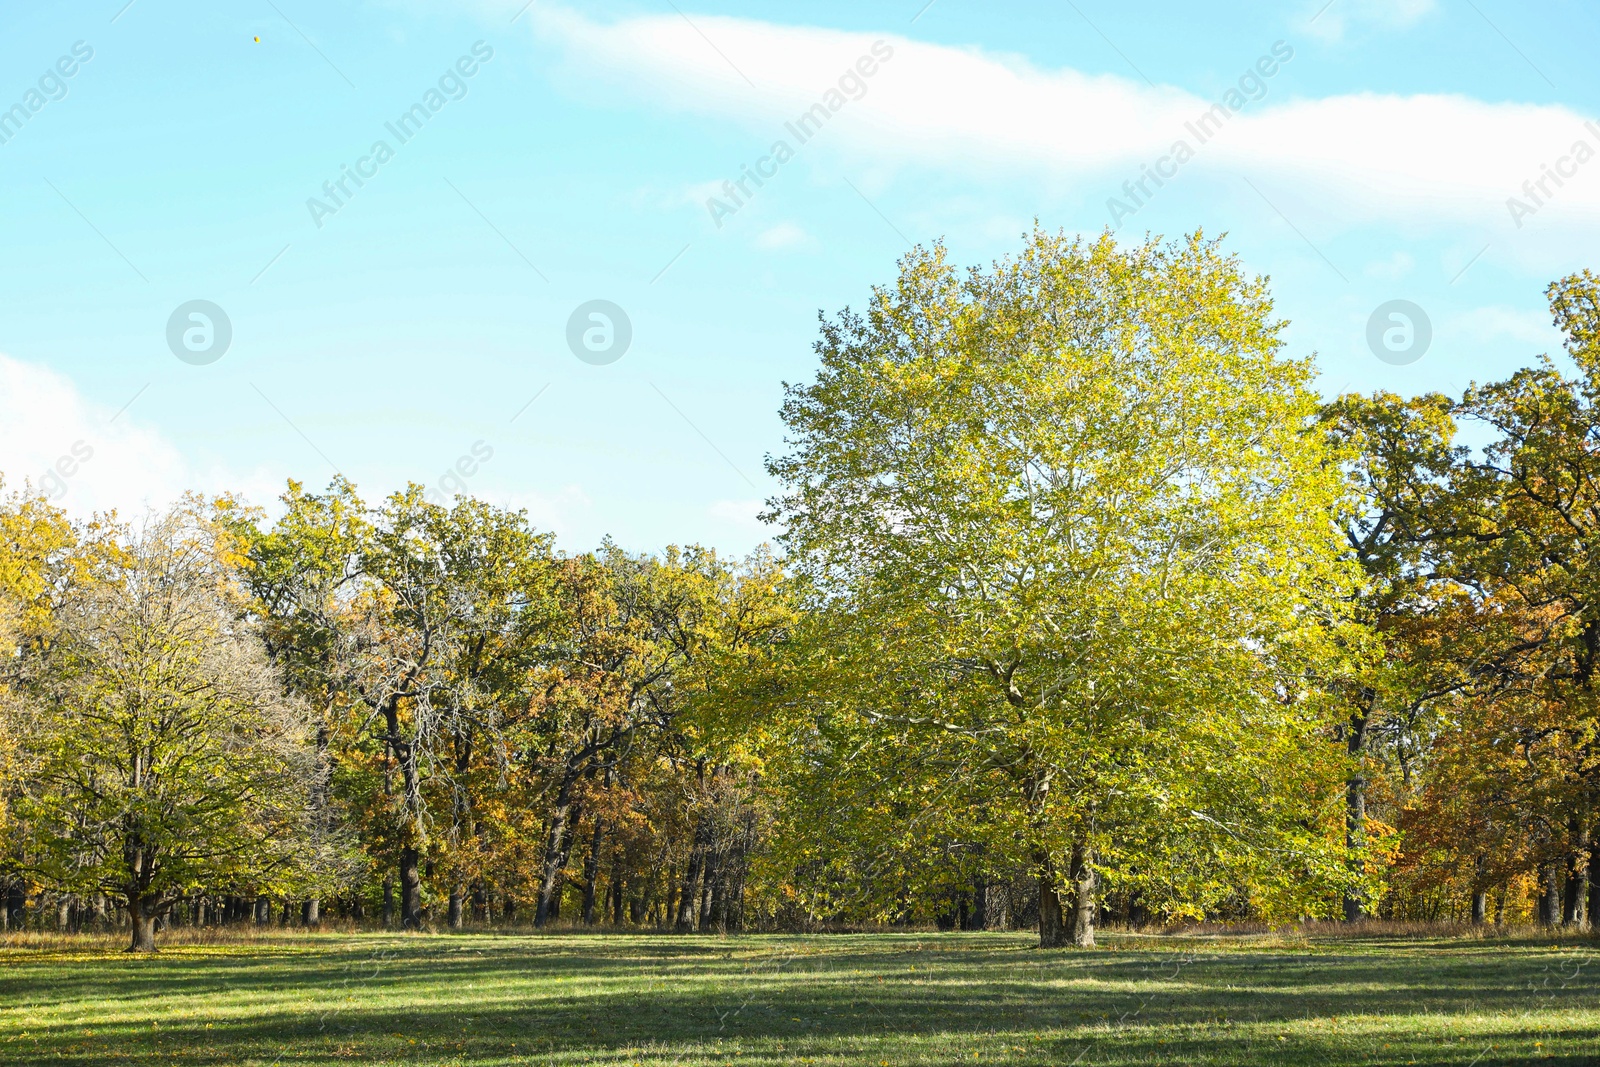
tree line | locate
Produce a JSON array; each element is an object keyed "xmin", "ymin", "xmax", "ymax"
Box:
[{"xmin": 2, "ymin": 229, "xmax": 1598, "ymax": 951}]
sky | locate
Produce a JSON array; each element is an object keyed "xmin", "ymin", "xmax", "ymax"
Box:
[{"xmin": 1, "ymin": 0, "xmax": 1596, "ymax": 554}]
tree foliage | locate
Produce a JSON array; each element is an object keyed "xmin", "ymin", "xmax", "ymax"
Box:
[{"xmin": 4, "ymin": 234, "xmax": 1599, "ymax": 946}]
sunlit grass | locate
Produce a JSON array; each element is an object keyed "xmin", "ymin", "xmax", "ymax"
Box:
[{"xmin": 2, "ymin": 928, "xmax": 1597, "ymax": 1064}]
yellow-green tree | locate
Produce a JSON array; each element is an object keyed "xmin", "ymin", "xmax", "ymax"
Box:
[
  {"xmin": 766, "ymin": 228, "xmax": 1358, "ymax": 945},
  {"xmin": 0, "ymin": 483, "xmax": 115, "ymax": 922},
  {"xmin": 17, "ymin": 506, "xmax": 319, "ymax": 951}
]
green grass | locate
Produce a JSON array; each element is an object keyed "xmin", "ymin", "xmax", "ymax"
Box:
[{"xmin": 2, "ymin": 929, "xmax": 1598, "ymax": 1065}]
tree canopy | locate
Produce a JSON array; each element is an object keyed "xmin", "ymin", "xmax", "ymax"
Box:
[{"xmin": 3, "ymin": 233, "xmax": 1599, "ymax": 947}]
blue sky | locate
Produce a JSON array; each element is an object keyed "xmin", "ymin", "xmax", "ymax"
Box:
[{"xmin": 1, "ymin": 0, "xmax": 1596, "ymax": 553}]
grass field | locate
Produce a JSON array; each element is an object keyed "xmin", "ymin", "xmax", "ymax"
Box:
[{"xmin": 2, "ymin": 929, "xmax": 1597, "ymax": 1065}]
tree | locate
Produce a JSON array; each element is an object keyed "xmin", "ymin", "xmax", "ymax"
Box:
[
  {"xmin": 0, "ymin": 484, "xmax": 98, "ymax": 927},
  {"xmin": 247, "ymin": 481, "xmax": 555, "ymax": 929},
  {"xmin": 1321, "ymin": 392, "xmax": 1478, "ymax": 920},
  {"xmin": 766, "ymin": 228, "xmax": 1358, "ymax": 946},
  {"xmin": 1434, "ymin": 271, "xmax": 1600, "ymax": 925},
  {"xmin": 1324, "ymin": 272, "xmax": 1600, "ymax": 927},
  {"xmin": 16, "ymin": 505, "xmax": 318, "ymax": 951},
  {"xmin": 518, "ymin": 544, "xmax": 787, "ymax": 927}
]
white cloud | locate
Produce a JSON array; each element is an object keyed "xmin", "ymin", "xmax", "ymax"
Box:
[
  {"xmin": 524, "ymin": 7, "xmax": 1600, "ymax": 238},
  {"xmin": 709, "ymin": 498, "xmax": 771, "ymax": 538},
  {"xmin": 1304, "ymin": 0, "xmax": 1438, "ymax": 44},
  {"xmin": 482, "ymin": 484, "xmax": 593, "ymax": 542},
  {"xmin": 680, "ymin": 179, "xmax": 726, "ymax": 208},
  {"xmin": 0, "ymin": 355, "xmax": 292, "ymax": 520},
  {"xmin": 0, "ymin": 355, "xmax": 191, "ymax": 517},
  {"xmin": 531, "ymin": 7, "xmax": 1188, "ymax": 171},
  {"xmin": 1443, "ymin": 305, "xmax": 1561, "ymax": 349},
  {"xmin": 1364, "ymin": 251, "xmax": 1415, "ymax": 280},
  {"xmin": 755, "ymin": 221, "xmax": 813, "ymax": 249}
]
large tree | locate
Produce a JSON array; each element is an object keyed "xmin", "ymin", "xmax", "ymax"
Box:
[
  {"xmin": 0, "ymin": 484, "xmax": 98, "ymax": 926},
  {"xmin": 17, "ymin": 506, "xmax": 318, "ymax": 951},
  {"xmin": 766, "ymin": 228, "xmax": 1357, "ymax": 946},
  {"xmin": 1321, "ymin": 272, "xmax": 1600, "ymax": 927}
]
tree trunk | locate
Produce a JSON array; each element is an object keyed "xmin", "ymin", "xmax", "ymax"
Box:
[
  {"xmin": 1538, "ymin": 862, "xmax": 1561, "ymax": 926},
  {"xmin": 448, "ymin": 888, "xmax": 464, "ymax": 929},
  {"xmin": 1588, "ymin": 842, "xmax": 1600, "ymax": 931},
  {"xmin": 1343, "ymin": 772, "xmax": 1368, "ymax": 921},
  {"xmin": 699, "ymin": 847, "xmax": 719, "ymax": 932},
  {"xmin": 382, "ymin": 878, "xmax": 395, "ymax": 927},
  {"xmin": 380, "ymin": 693, "xmax": 431, "ymax": 928},
  {"xmin": 677, "ymin": 816, "xmax": 712, "ymax": 932},
  {"xmin": 1564, "ymin": 816, "xmax": 1588, "ymax": 926},
  {"xmin": 536, "ymin": 780, "xmax": 579, "ymax": 928},
  {"xmin": 1342, "ymin": 697, "xmax": 1372, "ymax": 922},
  {"xmin": 127, "ymin": 895, "xmax": 159, "ymax": 953},
  {"xmin": 725, "ymin": 831, "xmax": 749, "ymax": 934},
  {"xmin": 400, "ymin": 847, "xmax": 422, "ymax": 929},
  {"xmin": 713, "ymin": 822, "xmax": 747, "ymax": 934},
  {"xmin": 1066, "ymin": 841, "xmax": 1097, "ymax": 949},
  {"xmin": 582, "ymin": 819, "xmax": 605, "ymax": 926},
  {"xmin": 1471, "ymin": 890, "xmax": 1488, "ymax": 925},
  {"xmin": 303, "ymin": 899, "xmax": 320, "ymax": 928},
  {"xmin": 1037, "ymin": 852, "xmax": 1067, "ymax": 948},
  {"xmin": 676, "ymin": 854, "xmax": 704, "ymax": 932},
  {"xmin": 472, "ymin": 884, "xmax": 487, "ymax": 924}
]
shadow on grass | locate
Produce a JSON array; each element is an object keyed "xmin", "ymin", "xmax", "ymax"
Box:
[{"xmin": 3, "ymin": 932, "xmax": 1598, "ymax": 1066}]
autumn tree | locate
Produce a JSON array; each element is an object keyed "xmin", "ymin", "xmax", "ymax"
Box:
[
  {"xmin": 235, "ymin": 479, "xmax": 369, "ymax": 924},
  {"xmin": 766, "ymin": 228, "xmax": 1358, "ymax": 946},
  {"xmin": 246, "ymin": 481, "xmax": 554, "ymax": 929},
  {"xmin": 1320, "ymin": 392, "xmax": 1487, "ymax": 920},
  {"xmin": 1322, "ymin": 273, "xmax": 1600, "ymax": 927},
  {"xmin": 0, "ymin": 483, "xmax": 99, "ymax": 926},
  {"xmin": 1436, "ymin": 271, "xmax": 1600, "ymax": 925},
  {"xmin": 16, "ymin": 506, "xmax": 319, "ymax": 951},
  {"xmin": 520, "ymin": 544, "xmax": 788, "ymax": 927}
]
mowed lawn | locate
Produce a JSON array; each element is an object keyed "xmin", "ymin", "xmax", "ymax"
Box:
[{"xmin": 2, "ymin": 930, "xmax": 1598, "ymax": 1066}]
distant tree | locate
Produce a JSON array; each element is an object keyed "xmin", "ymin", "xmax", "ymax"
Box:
[
  {"xmin": 519, "ymin": 544, "xmax": 788, "ymax": 927},
  {"xmin": 1323, "ymin": 273, "xmax": 1600, "ymax": 927},
  {"xmin": 230, "ymin": 482, "xmax": 366, "ymax": 924}
]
